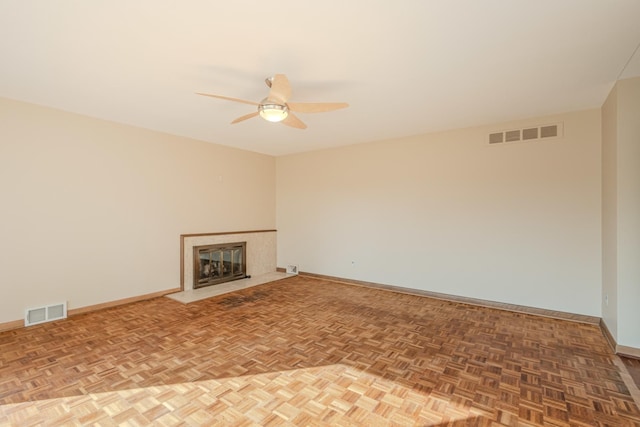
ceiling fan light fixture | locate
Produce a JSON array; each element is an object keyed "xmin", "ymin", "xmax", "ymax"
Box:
[
  {"xmin": 259, "ymin": 103, "xmax": 288, "ymax": 122},
  {"xmin": 196, "ymin": 74, "xmax": 347, "ymax": 129}
]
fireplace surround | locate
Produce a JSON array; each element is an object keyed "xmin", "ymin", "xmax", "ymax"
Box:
[
  {"xmin": 180, "ymin": 230, "xmax": 277, "ymax": 292},
  {"xmin": 193, "ymin": 242, "xmax": 246, "ymax": 289}
]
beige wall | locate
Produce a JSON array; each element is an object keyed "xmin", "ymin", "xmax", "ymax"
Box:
[
  {"xmin": 602, "ymin": 77, "xmax": 640, "ymax": 350},
  {"xmin": 0, "ymin": 97, "xmax": 275, "ymax": 324},
  {"xmin": 0, "ymin": 96, "xmax": 617, "ymax": 328},
  {"xmin": 616, "ymin": 77, "xmax": 640, "ymax": 349},
  {"xmin": 277, "ymin": 110, "xmax": 602, "ymax": 316},
  {"xmin": 601, "ymin": 85, "xmax": 618, "ymax": 338}
]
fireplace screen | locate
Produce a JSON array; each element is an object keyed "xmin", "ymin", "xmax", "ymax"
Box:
[{"xmin": 193, "ymin": 242, "xmax": 246, "ymax": 289}]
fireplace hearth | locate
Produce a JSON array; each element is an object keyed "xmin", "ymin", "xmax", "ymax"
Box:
[{"xmin": 193, "ymin": 242, "xmax": 246, "ymax": 289}]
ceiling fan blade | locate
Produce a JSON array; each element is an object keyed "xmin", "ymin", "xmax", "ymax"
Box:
[
  {"xmin": 268, "ymin": 74, "xmax": 292, "ymax": 104},
  {"xmin": 231, "ymin": 111, "xmax": 259, "ymax": 124},
  {"xmin": 287, "ymin": 102, "xmax": 349, "ymax": 113},
  {"xmin": 281, "ymin": 112, "xmax": 307, "ymax": 129},
  {"xmin": 195, "ymin": 92, "xmax": 260, "ymax": 106}
]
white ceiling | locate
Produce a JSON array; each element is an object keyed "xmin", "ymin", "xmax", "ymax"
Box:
[{"xmin": 1, "ymin": 1, "xmax": 639, "ymax": 156}]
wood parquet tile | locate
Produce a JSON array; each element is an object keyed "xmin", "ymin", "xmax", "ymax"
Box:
[
  {"xmin": 622, "ymin": 357, "xmax": 640, "ymax": 390},
  {"xmin": 0, "ymin": 276, "xmax": 638, "ymax": 426}
]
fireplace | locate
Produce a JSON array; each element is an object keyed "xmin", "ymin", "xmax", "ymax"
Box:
[{"xmin": 193, "ymin": 242, "xmax": 246, "ymax": 289}]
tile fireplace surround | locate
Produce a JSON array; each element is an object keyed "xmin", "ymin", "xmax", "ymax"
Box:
[{"xmin": 167, "ymin": 230, "xmax": 284, "ymax": 303}]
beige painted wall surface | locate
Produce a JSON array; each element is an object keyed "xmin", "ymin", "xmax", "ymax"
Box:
[
  {"xmin": 277, "ymin": 110, "xmax": 602, "ymax": 316},
  {"xmin": 616, "ymin": 77, "xmax": 640, "ymax": 348},
  {"xmin": 601, "ymin": 85, "xmax": 618, "ymax": 338},
  {"xmin": 0, "ymin": 98, "xmax": 275, "ymax": 324}
]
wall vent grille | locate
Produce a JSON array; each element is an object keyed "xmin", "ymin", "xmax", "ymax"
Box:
[
  {"xmin": 488, "ymin": 123, "xmax": 563, "ymax": 145},
  {"xmin": 25, "ymin": 302, "xmax": 67, "ymax": 327},
  {"xmin": 286, "ymin": 264, "xmax": 299, "ymax": 275},
  {"xmin": 522, "ymin": 127, "xmax": 538, "ymax": 140},
  {"xmin": 488, "ymin": 132, "xmax": 503, "ymax": 144},
  {"xmin": 505, "ymin": 130, "xmax": 521, "ymax": 142}
]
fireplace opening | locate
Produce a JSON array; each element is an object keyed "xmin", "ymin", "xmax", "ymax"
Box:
[{"xmin": 193, "ymin": 242, "xmax": 246, "ymax": 289}]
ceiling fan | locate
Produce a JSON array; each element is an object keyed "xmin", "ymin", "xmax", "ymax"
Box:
[{"xmin": 196, "ymin": 74, "xmax": 348, "ymax": 129}]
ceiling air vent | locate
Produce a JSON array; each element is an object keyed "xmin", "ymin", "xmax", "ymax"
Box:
[{"xmin": 488, "ymin": 122, "xmax": 563, "ymax": 145}]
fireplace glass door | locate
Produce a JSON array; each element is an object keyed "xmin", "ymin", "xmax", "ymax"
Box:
[{"xmin": 194, "ymin": 242, "xmax": 246, "ymax": 289}]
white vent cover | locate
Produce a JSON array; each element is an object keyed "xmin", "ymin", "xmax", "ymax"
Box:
[
  {"xmin": 489, "ymin": 123, "xmax": 563, "ymax": 145},
  {"xmin": 25, "ymin": 302, "xmax": 67, "ymax": 327},
  {"xmin": 286, "ymin": 264, "xmax": 299, "ymax": 275}
]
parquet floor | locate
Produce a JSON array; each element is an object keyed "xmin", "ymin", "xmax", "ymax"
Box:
[
  {"xmin": 0, "ymin": 276, "xmax": 639, "ymax": 426},
  {"xmin": 622, "ymin": 357, "xmax": 640, "ymax": 391}
]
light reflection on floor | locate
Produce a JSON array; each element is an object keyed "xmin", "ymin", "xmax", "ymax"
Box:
[{"xmin": 0, "ymin": 364, "xmax": 481, "ymax": 426}]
